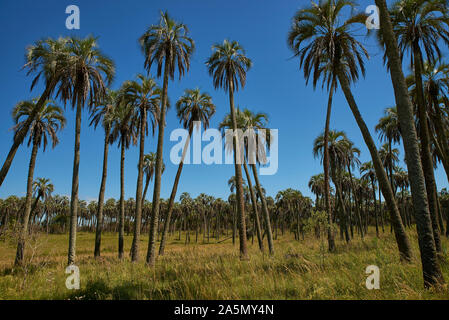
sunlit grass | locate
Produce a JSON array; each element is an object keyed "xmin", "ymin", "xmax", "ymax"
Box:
[{"xmin": 0, "ymin": 228, "xmax": 448, "ymax": 299}]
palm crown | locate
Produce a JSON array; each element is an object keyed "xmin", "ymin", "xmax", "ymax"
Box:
[
  {"xmin": 206, "ymin": 39, "xmax": 252, "ymax": 92},
  {"xmin": 139, "ymin": 11, "xmax": 194, "ymax": 79},
  {"xmin": 33, "ymin": 177, "xmax": 54, "ymax": 200},
  {"xmin": 288, "ymin": 0, "xmax": 368, "ymax": 89},
  {"xmin": 386, "ymin": 0, "xmax": 449, "ymax": 66},
  {"xmin": 12, "ymin": 98, "xmax": 66, "ymax": 151},
  {"xmin": 119, "ymin": 74, "xmax": 162, "ymax": 136},
  {"xmin": 176, "ymin": 88, "xmax": 216, "ymax": 131}
]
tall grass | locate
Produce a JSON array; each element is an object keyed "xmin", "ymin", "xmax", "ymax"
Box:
[{"xmin": 0, "ymin": 229, "xmax": 448, "ymax": 299}]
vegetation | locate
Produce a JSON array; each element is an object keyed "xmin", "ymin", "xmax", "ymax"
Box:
[{"xmin": 1, "ymin": 1, "xmax": 449, "ymax": 299}]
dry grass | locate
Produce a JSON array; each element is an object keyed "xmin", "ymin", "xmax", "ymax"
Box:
[{"xmin": 0, "ymin": 228, "xmax": 448, "ymax": 299}]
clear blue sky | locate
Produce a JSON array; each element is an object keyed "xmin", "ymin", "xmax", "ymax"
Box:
[{"xmin": 0, "ymin": 0, "xmax": 448, "ymax": 202}]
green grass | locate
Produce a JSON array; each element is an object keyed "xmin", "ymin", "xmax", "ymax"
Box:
[{"xmin": 0, "ymin": 228, "xmax": 448, "ymax": 299}]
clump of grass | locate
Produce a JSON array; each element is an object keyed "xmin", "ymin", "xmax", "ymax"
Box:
[{"xmin": 0, "ymin": 229, "xmax": 448, "ymax": 299}]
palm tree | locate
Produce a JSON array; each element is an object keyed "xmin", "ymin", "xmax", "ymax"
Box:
[
  {"xmin": 206, "ymin": 39, "xmax": 252, "ymax": 260},
  {"xmin": 289, "ymin": 0, "xmax": 412, "ymax": 261},
  {"xmin": 379, "ymin": 143, "xmax": 400, "ymax": 193},
  {"xmin": 223, "ymin": 108, "xmax": 275, "ymax": 254},
  {"xmin": 62, "ymin": 36, "xmax": 114, "ymax": 265},
  {"xmin": 390, "ymin": 0, "xmax": 449, "ymax": 254},
  {"xmin": 110, "ymin": 97, "xmax": 137, "ymax": 259},
  {"xmin": 309, "ymin": 173, "xmax": 325, "ymax": 209},
  {"xmin": 287, "ymin": 0, "xmax": 343, "ymax": 251},
  {"xmin": 13, "ymin": 98, "xmax": 65, "ymax": 265},
  {"xmin": 313, "ymin": 130, "xmax": 351, "ymax": 243},
  {"xmin": 32, "ymin": 177, "xmax": 54, "ymax": 233},
  {"xmin": 343, "ymin": 141, "xmax": 364, "ymax": 239},
  {"xmin": 361, "ymin": 161, "xmax": 380, "ymax": 237},
  {"xmin": 140, "ymin": 11, "xmax": 195, "ymax": 266},
  {"xmin": 241, "ymin": 109, "xmax": 275, "ymax": 254},
  {"xmin": 0, "ymin": 38, "xmax": 71, "ymax": 187},
  {"xmin": 142, "ymin": 152, "xmax": 164, "ymax": 207},
  {"xmin": 219, "ymin": 110, "xmax": 264, "ymax": 252},
  {"xmin": 419, "ymin": 60, "xmax": 449, "ymax": 182},
  {"xmin": 406, "ymin": 67, "xmax": 445, "ymax": 251},
  {"xmin": 375, "ymin": 106, "xmax": 402, "ymax": 190},
  {"xmin": 119, "ymin": 74, "xmax": 161, "ymax": 262},
  {"xmin": 375, "ymin": 0, "xmax": 444, "ymax": 287},
  {"xmin": 90, "ymin": 89, "xmax": 117, "ymax": 258},
  {"xmin": 159, "ymin": 88, "xmax": 216, "ymax": 255}
]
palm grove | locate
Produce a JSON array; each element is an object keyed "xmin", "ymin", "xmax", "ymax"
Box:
[{"xmin": 1, "ymin": 0, "xmax": 449, "ymax": 290}]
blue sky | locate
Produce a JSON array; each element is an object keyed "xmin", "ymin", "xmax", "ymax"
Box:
[{"xmin": 0, "ymin": 0, "xmax": 448, "ymax": 203}]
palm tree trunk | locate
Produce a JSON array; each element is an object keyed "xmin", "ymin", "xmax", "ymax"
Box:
[
  {"xmin": 28, "ymin": 194, "xmax": 41, "ymax": 234},
  {"xmin": 330, "ymin": 163, "xmax": 349, "ymax": 243},
  {"xmin": 131, "ymin": 107, "xmax": 147, "ymax": 262},
  {"xmin": 159, "ymin": 127, "xmax": 192, "ymax": 255},
  {"xmin": 379, "ymin": 185, "xmax": 385, "ymax": 232},
  {"xmin": 250, "ymin": 163, "xmax": 274, "ymax": 254},
  {"xmin": 348, "ymin": 164, "xmax": 364, "ymax": 238},
  {"xmin": 94, "ymin": 128, "xmax": 110, "ymax": 258},
  {"xmin": 336, "ymin": 67, "xmax": 412, "ymax": 261},
  {"xmin": 146, "ymin": 61, "xmax": 169, "ymax": 266},
  {"xmin": 15, "ymin": 141, "xmax": 39, "ymax": 266},
  {"xmin": 412, "ymin": 43, "xmax": 442, "ymax": 253},
  {"xmin": 118, "ymin": 137, "xmax": 125, "ymax": 259},
  {"xmin": 68, "ymin": 100, "xmax": 82, "ymax": 265},
  {"xmin": 371, "ymin": 179, "xmax": 379, "ymax": 237},
  {"xmin": 142, "ymin": 176, "xmax": 150, "ymax": 208},
  {"xmin": 324, "ymin": 82, "xmax": 336, "ymax": 251},
  {"xmin": 228, "ymin": 81, "xmax": 248, "ymax": 260},
  {"xmin": 243, "ymin": 160, "xmax": 264, "ymax": 252},
  {"xmin": 375, "ymin": 0, "xmax": 443, "ymax": 287}
]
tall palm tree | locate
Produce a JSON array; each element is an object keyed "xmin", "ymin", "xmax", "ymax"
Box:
[
  {"xmin": 206, "ymin": 39, "xmax": 252, "ymax": 260},
  {"xmin": 90, "ymin": 89, "xmax": 117, "ymax": 258},
  {"xmin": 62, "ymin": 36, "xmax": 114, "ymax": 265},
  {"xmin": 388, "ymin": 0, "xmax": 449, "ymax": 254},
  {"xmin": 159, "ymin": 88, "xmax": 216, "ymax": 255},
  {"xmin": 313, "ymin": 130, "xmax": 351, "ymax": 243},
  {"xmin": 287, "ymin": 0, "xmax": 342, "ymax": 251},
  {"xmin": 406, "ymin": 67, "xmax": 445, "ymax": 250},
  {"xmin": 241, "ymin": 109, "xmax": 275, "ymax": 253},
  {"xmin": 289, "ymin": 0, "xmax": 412, "ymax": 261},
  {"xmin": 219, "ymin": 110, "xmax": 265, "ymax": 252},
  {"xmin": 110, "ymin": 98, "xmax": 137, "ymax": 259},
  {"xmin": 343, "ymin": 141, "xmax": 364, "ymax": 239},
  {"xmin": 419, "ymin": 60, "xmax": 449, "ymax": 182},
  {"xmin": 226, "ymin": 108, "xmax": 275, "ymax": 254},
  {"xmin": 375, "ymin": 0, "xmax": 444, "ymax": 287},
  {"xmin": 119, "ymin": 74, "xmax": 161, "ymax": 262},
  {"xmin": 140, "ymin": 11, "xmax": 194, "ymax": 266},
  {"xmin": 0, "ymin": 38, "xmax": 71, "ymax": 187},
  {"xmin": 12, "ymin": 98, "xmax": 65, "ymax": 265}
]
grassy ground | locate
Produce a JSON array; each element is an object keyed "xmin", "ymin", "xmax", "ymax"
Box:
[{"xmin": 0, "ymin": 228, "xmax": 448, "ymax": 299}]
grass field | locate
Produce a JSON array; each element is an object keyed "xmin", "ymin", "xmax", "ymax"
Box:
[{"xmin": 0, "ymin": 229, "xmax": 448, "ymax": 300}]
